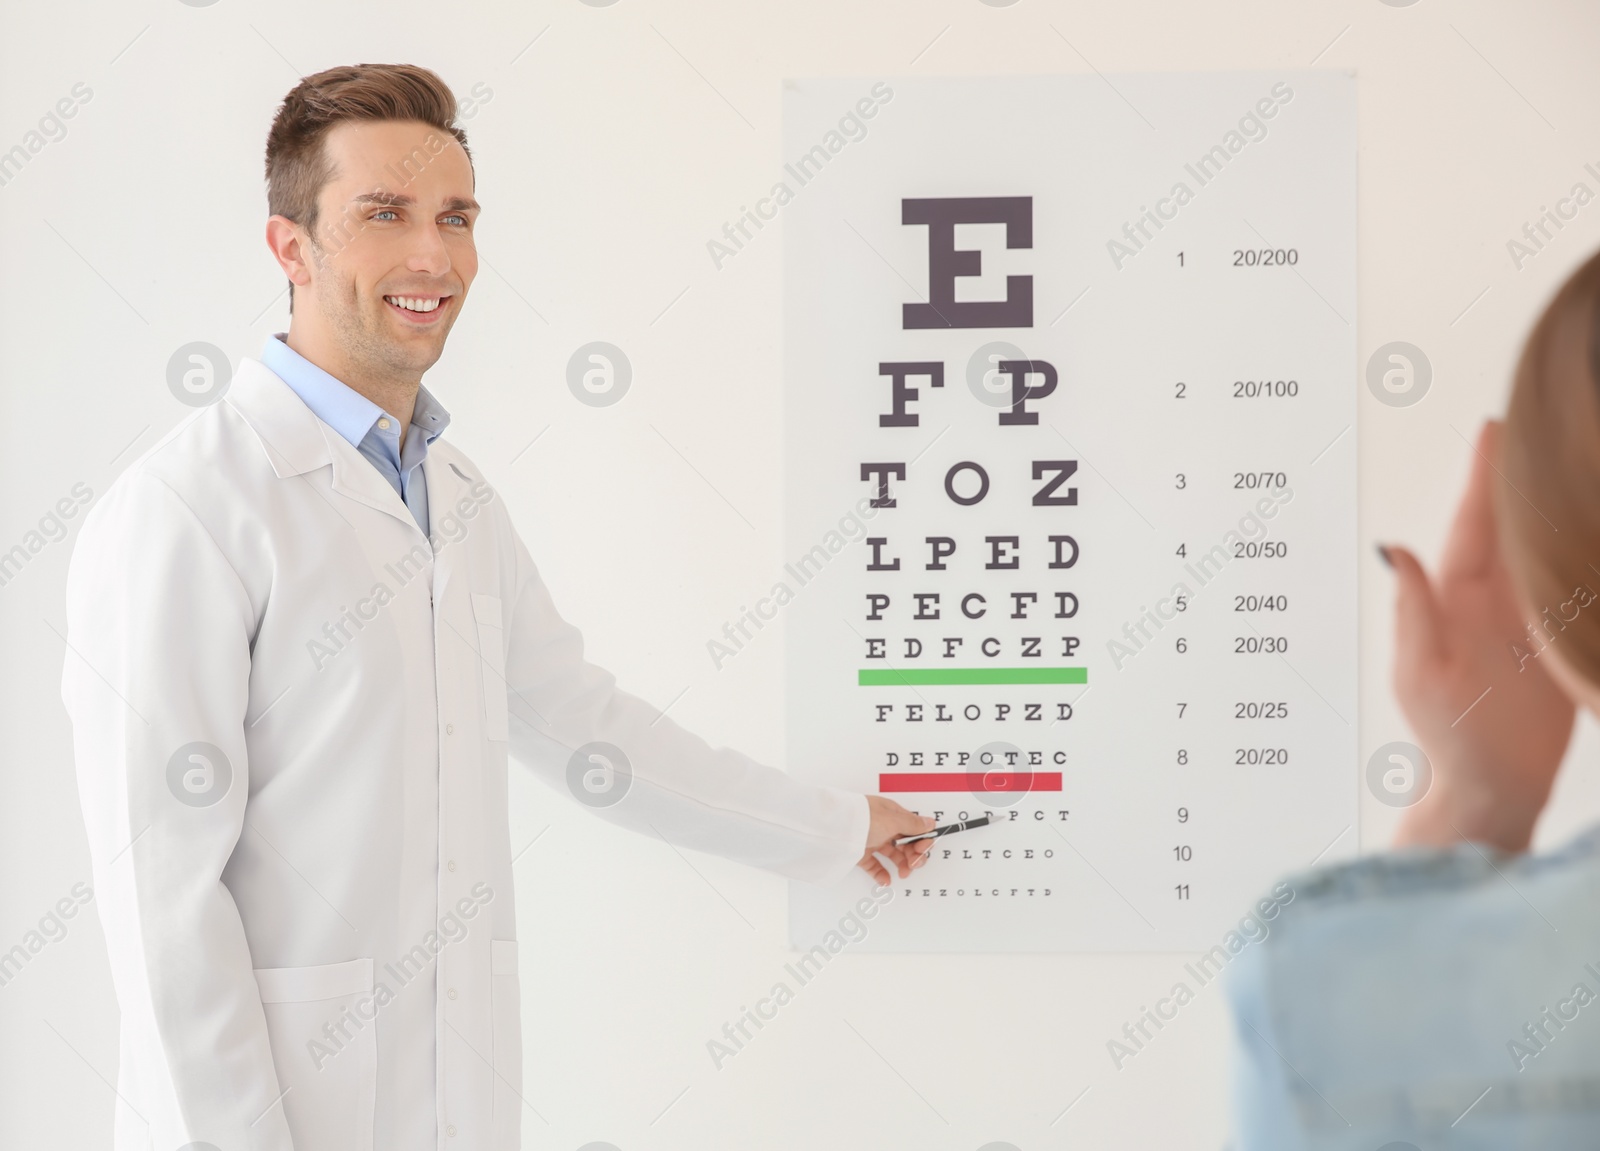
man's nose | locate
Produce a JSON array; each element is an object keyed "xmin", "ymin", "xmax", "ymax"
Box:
[{"xmin": 406, "ymin": 222, "xmax": 452, "ymax": 277}]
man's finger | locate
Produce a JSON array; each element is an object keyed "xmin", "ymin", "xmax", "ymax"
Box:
[
  {"xmin": 858, "ymin": 855, "xmax": 889, "ymax": 884},
  {"xmin": 877, "ymin": 844, "xmax": 915, "ymax": 876}
]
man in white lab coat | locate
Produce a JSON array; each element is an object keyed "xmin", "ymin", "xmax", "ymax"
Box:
[{"xmin": 60, "ymin": 63, "xmax": 932, "ymax": 1151}]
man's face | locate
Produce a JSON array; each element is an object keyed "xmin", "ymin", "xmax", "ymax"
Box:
[{"xmin": 298, "ymin": 118, "xmax": 479, "ymax": 377}]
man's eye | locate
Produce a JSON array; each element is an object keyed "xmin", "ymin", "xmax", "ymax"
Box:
[
  {"xmin": 372, "ymin": 209, "xmax": 398, "ymax": 221},
  {"xmin": 443, "ymin": 214, "xmax": 468, "ymax": 226}
]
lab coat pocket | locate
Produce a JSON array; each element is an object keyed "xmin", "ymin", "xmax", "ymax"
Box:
[
  {"xmin": 490, "ymin": 939, "xmax": 523, "ymax": 1149},
  {"xmin": 472, "ymin": 593, "xmax": 510, "ymax": 741},
  {"xmin": 254, "ymin": 957, "xmax": 376, "ymax": 1151}
]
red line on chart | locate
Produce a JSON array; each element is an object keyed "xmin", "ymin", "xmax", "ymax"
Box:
[{"xmin": 878, "ymin": 772, "xmax": 1062, "ymax": 793}]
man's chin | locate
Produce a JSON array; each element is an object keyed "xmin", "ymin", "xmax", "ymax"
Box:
[
  {"xmin": 378, "ymin": 312, "xmax": 453, "ymax": 367},
  {"xmin": 368, "ymin": 334, "xmax": 446, "ymax": 378}
]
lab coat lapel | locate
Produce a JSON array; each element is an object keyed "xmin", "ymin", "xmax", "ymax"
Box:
[
  {"xmin": 421, "ymin": 450, "xmax": 478, "ymax": 612},
  {"xmin": 226, "ymin": 358, "xmax": 330, "ymax": 479},
  {"xmin": 228, "ymin": 357, "xmax": 426, "ymax": 535}
]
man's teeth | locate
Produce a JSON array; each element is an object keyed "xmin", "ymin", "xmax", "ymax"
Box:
[{"xmin": 386, "ymin": 296, "xmax": 442, "ymax": 312}]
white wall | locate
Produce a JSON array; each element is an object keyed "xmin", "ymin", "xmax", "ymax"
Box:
[{"xmin": 5, "ymin": 0, "xmax": 1600, "ymax": 1147}]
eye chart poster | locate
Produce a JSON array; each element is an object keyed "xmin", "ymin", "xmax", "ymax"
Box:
[{"xmin": 784, "ymin": 74, "xmax": 1356, "ymax": 952}]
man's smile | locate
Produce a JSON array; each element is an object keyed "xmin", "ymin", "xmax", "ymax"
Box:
[{"xmin": 383, "ymin": 293, "xmax": 452, "ymax": 323}]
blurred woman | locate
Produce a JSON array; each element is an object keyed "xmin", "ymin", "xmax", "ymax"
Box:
[{"xmin": 1228, "ymin": 250, "xmax": 1600, "ymax": 1150}]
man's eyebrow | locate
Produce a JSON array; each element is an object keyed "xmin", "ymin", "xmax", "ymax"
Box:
[
  {"xmin": 351, "ymin": 191, "xmax": 414, "ymax": 208},
  {"xmin": 349, "ymin": 191, "xmax": 481, "ymax": 213}
]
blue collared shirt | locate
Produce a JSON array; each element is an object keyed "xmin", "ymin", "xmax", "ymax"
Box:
[{"xmin": 260, "ymin": 333, "xmax": 450, "ymax": 538}]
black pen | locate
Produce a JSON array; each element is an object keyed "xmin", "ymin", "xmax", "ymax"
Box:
[{"xmin": 894, "ymin": 813, "xmax": 999, "ymax": 846}]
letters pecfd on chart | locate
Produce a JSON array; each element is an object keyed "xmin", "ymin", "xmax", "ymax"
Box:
[{"xmin": 783, "ymin": 73, "xmax": 1357, "ymax": 952}]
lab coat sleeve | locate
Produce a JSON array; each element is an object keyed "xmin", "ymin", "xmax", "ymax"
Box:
[
  {"xmin": 500, "ymin": 524, "xmax": 871, "ymax": 884},
  {"xmin": 60, "ymin": 469, "xmax": 293, "ymax": 1149}
]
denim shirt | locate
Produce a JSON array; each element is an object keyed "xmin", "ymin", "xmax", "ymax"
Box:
[{"xmin": 1226, "ymin": 824, "xmax": 1600, "ymax": 1149}]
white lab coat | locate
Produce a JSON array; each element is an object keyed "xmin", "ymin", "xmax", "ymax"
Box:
[{"xmin": 61, "ymin": 356, "xmax": 869, "ymax": 1151}]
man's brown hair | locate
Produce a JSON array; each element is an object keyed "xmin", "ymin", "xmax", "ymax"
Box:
[
  {"xmin": 264, "ymin": 63, "xmax": 472, "ymax": 306},
  {"xmin": 1499, "ymin": 248, "xmax": 1600, "ymax": 687}
]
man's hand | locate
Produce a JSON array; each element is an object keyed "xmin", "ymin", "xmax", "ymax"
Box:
[
  {"xmin": 857, "ymin": 795, "xmax": 936, "ymax": 884},
  {"xmin": 1387, "ymin": 419, "xmax": 1576, "ymax": 853}
]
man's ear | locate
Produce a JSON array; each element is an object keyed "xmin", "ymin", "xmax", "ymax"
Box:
[{"xmin": 265, "ymin": 215, "xmax": 315, "ymax": 295}]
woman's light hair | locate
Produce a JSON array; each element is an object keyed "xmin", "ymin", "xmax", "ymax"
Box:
[{"xmin": 1499, "ymin": 251, "xmax": 1600, "ymax": 687}]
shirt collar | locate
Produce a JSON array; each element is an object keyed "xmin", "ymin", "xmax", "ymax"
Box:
[
  {"xmin": 260, "ymin": 332, "xmax": 451, "ymax": 450},
  {"xmin": 406, "ymin": 384, "xmax": 451, "ymax": 450}
]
